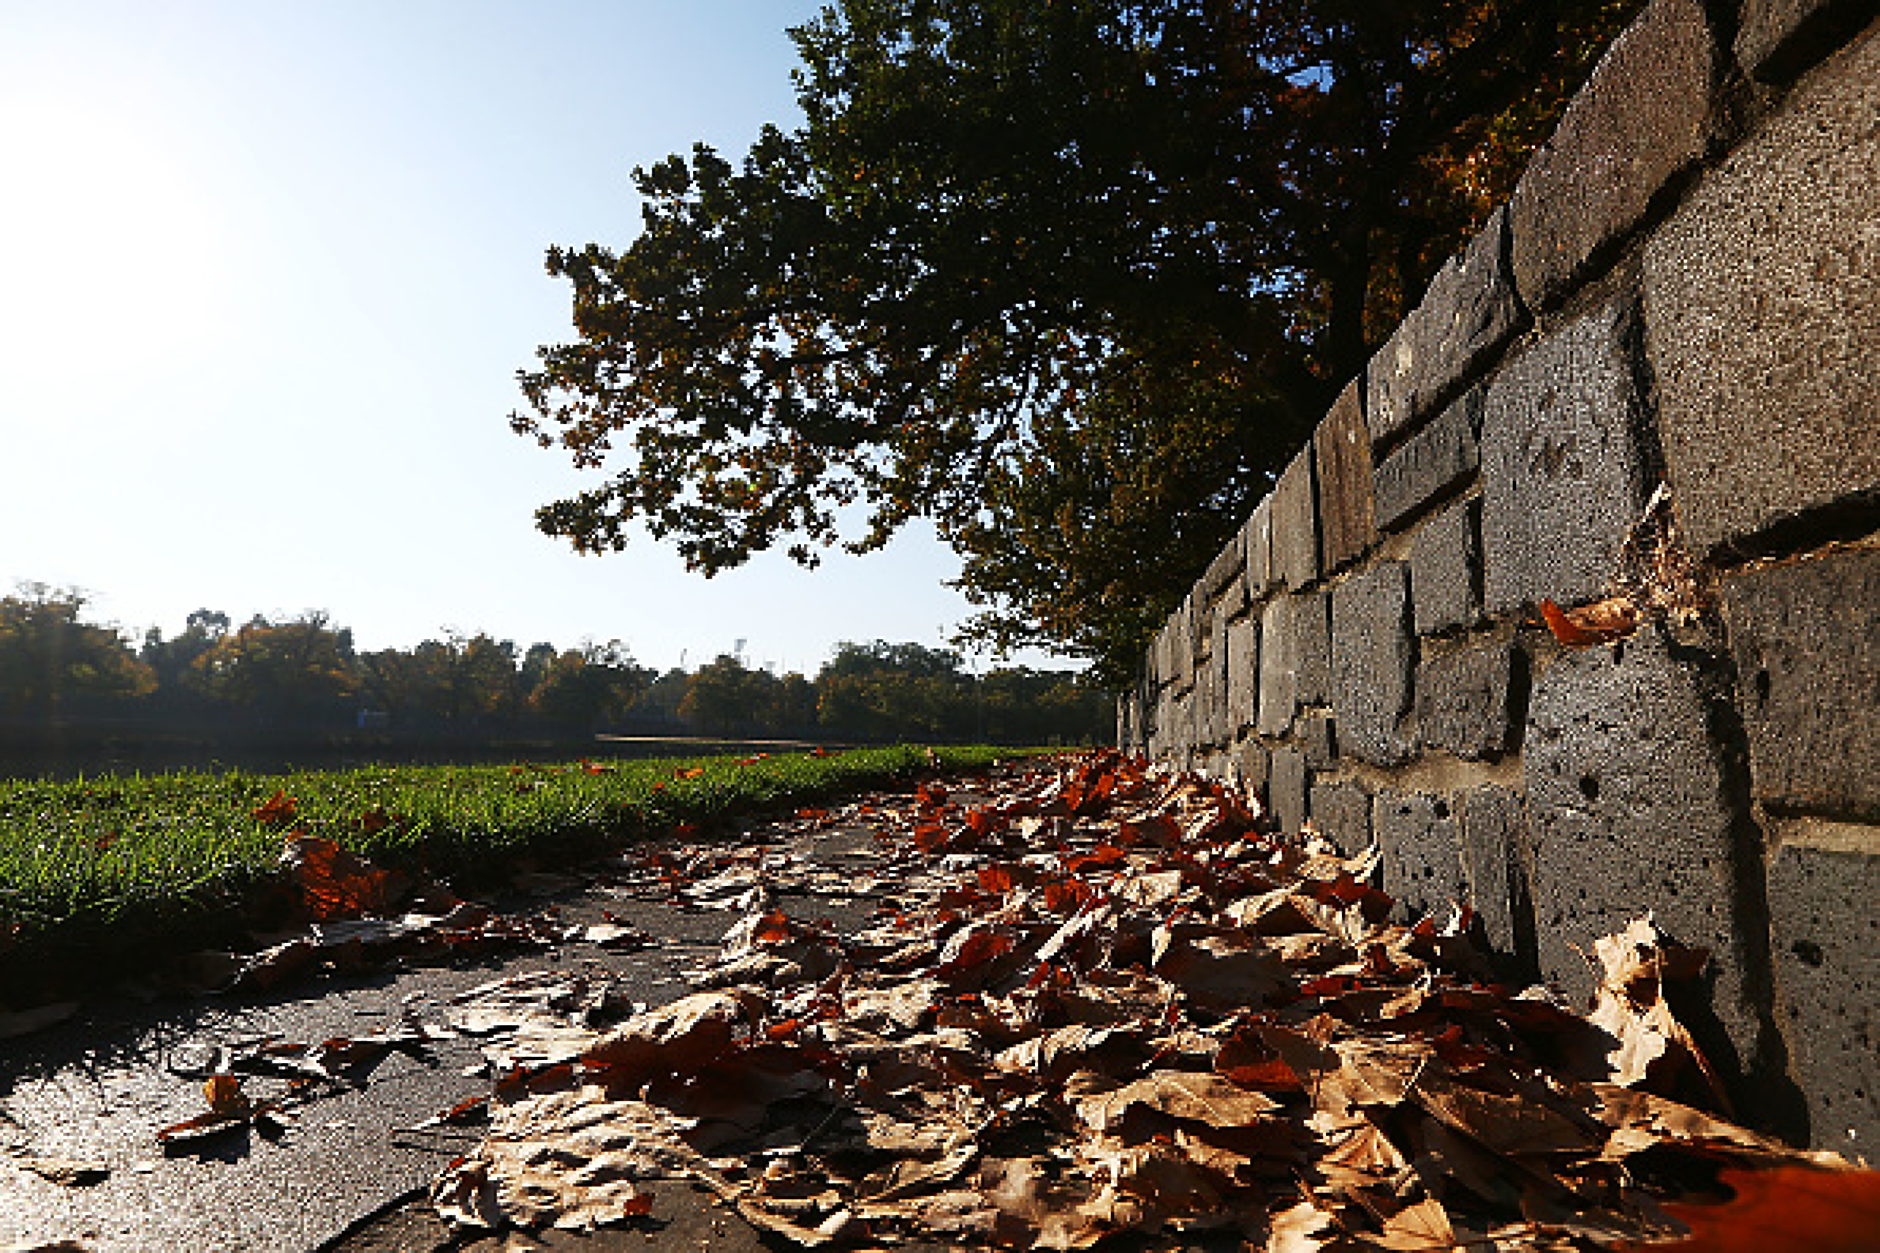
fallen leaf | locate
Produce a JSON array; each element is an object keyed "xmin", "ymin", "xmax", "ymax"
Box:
[
  {"xmin": 1541, "ymin": 595, "xmax": 1641, "ymax": 647},
  {"xmin": 14, "ymin": 1154, "xmax": 110, "ymax": 1186},
  {"xmin": 1621, "ymin": 1166, "xmax": 1880, "ymax": 1252}
]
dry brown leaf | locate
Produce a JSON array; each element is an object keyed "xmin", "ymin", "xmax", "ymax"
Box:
[
  {"xmin": 580, "ymin": 987, "xmax": 763, "ymax": 1084},
  {"xmin": 14, "ymin": 1154, "xmax": 110, "ymax": 1187},
  {"xmin": 1070, "ymin": 1068, "xmax": 1280, "ymax": 1135}
]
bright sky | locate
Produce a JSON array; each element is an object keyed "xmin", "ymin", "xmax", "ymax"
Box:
[{"xmin": 0, "ymin": 0, "xmax": 1052, "ymax": 677}]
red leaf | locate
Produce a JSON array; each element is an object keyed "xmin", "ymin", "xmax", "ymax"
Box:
[
  {"xmin": 251, "ymin": 789, "xmax": 298, "ymax": 825},
  {"xmin": 281, "ymin": 834, "xmax": 401, "ymax": 921},
  {"xmin": 1623, "ymin": 1167, "xmax": 1880, "ymax": 1252},
  {"xmin": 1541, "ymin": 596, "xmax": 1640, "ymax": 647}
]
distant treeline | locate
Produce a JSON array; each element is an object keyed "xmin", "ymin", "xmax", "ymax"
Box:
[{"xmin": 0, "ymin": 584, "xmax": 1113, "ymax": 752}]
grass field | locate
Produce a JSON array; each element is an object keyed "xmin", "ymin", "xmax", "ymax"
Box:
[{"xmin": 0, "ymin": 744, "xmax": 1030, "ymax": 994}]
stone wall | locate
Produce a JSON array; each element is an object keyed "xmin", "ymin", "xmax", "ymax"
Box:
[{"xmin": 1118, "ymin": 0, "xmax": 1878, "ymax": 1156}]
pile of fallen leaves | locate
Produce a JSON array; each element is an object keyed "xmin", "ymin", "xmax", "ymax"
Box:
[{"xmin": 418, "ymin": 752, "xmax": 1874, "ymax": 1250}]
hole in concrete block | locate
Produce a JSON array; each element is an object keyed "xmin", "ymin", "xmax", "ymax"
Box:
[
  {"xmin": 1752, "ymin": 669, "xmax": 1772, "ymax": 704},
  {"xmin": 1432, "ymin": 800, "xmax": 1450, "ymax": 819},
  {"xmin": 1578, "ymin": 774, "xmax": 1600, "ymax": 801},
  {"xmin": 1792, "ymin": 939, "xmax": 1826, "ymax": 968}
]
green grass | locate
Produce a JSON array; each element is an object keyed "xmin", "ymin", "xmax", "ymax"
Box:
[{"xmin": 0, "ymin": 745, "xmax": 1038, "ymax": 996}]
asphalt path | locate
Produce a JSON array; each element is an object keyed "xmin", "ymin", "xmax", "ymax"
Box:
[{"xmin": 0, "ymin": 803, "xmax": 916, "ymax": 1252}]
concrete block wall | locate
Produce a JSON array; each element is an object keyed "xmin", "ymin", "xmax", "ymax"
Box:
[{"xmin": 1120, "ymin": 2, "xmax": 1878, "ymax": 1156}]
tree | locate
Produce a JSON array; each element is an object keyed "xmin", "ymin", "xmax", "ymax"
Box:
[
  {"xmin": 528, "ymin": 640, "xmax": 652, "ymax": 730},
  {"xmin": 514, "ymin": 0, "xmax": 1644, "ymax": 679},
  {"xmin": 0, "ymin": 584, "xmax": 154, "ymax": 720},
  {"xmin": 678, "ymin": 654, "xmax": 773, "ymax": 735},
  {"xmin": 188, "ymin": 611, "xmax": 358, "ymax": 720},
  {"xmin": 141, "ymin": 609, "xmax": 230, "ymax": 711},
  {"xmin": 360, "ymin": 632, "xmax": 521, "ymax": 726},
  {"xmin": 815, "ymin": 641, "xmax": 971, "ymax": 740}
]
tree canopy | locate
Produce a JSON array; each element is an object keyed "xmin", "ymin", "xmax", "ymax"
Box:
[{"xmin": 516, "ymin": 0, "xmax": 1643, "ymax": 681}]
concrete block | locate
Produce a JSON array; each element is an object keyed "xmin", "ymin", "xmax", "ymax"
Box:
[
  {"xmin": 1225, "ymin": 612, "xmax": 1259, "ymax": 738},
  {"xmin": 1330, "ymin": 563, "xmax": 1416, "ymax": 767},
  {"xmin": 1374, "ymin": 386, "xmax": 1484, "ymax": 532},
  {"xmin": 1206, "ymin": 605, "xmax": 1235, "ymax": 745},
  {"xmin": 1415, "ymin": 634, "xmax": 1524, "ymax": 761},
  {"xmin": 1167, "ymin": 689, "xmax": 1194, "ymax": 756},
  {"xmin": 1737, "ymin": 0, "xmax": 1876, "ymax": 81},
  {"xmin": 1458, "ymin": 785, "xmax": 1536, "ymax": 976},
  {"xmin": 1309, "ymin": 779, "xmax": 1371, "ymax": 856},
  {"xmin": 1200, "ymin": 527, "xmax": 1246, "ymax": 607},
  {"xmin": 1313, "ymin": 379, "xmax": 1378, "ymax": 574},
  {"xmin": 1272, "ymin": 446, "xmax": 1320, "ymax": 590},
  {"xmin": 1510, "ymin": 0, "xmax": 1723, "ymax": 308},
  {"xmin": 1235, "ymin": 738, "xmax": 1271, "ymax": 802},
  {"xmin": 1410, "ymin": 498, "xmax": 1485, "ymax": 637},
  {"xmin": 1367, "ymin": 206, "xmax": 1526, "ymax": 446},
  {"xmin": 1642, "ymin": 29, "xmax": 1880, "ymax": 556},
  {"xmin": 1257, "ymin": 592, "xmax": 1333, "ymax": 738},
  {"xmin": 1164, "ymin": 597, "xmax": 1195, "ymax": 694},
  {"xmin": 1722, "ymin": 549, "xmax": 1880, "ymax": 821},
  {"xmin": 1298, "ymin": 712, "xmax": 1337, "ymax": 771},
  {"xmin": 1523, "ymin": 625, "xmax": 1763, "ymax": 1070},
  {"xmin": 1374, "ymin": 791, "xmax": 1470, "ymax": 923},
  {"xmin": 1766, "ymin": 840, "xmax": 1880, "ymax": 1156},
  {"xmin": 1480, "ymin": 299, "xmax": 1653, "ymax": 617},
  {"xmin": 1244, "ymin": 496, "xmax": 1278, "ymax": 599},
  {"xmin": 1256, "ymin": 597, "xmax": 1299, "ymax": 739},
  {"xmin": 1294, "ymin": 592, "xmax": 1332, "ymax": 708},
  {"xmin": 1270, "ymin": 746, "xmax": 1309, "ymax": 838}
]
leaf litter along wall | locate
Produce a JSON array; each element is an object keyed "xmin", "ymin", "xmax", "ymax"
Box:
[{"xmin": 1121, "ymin": 0, "xmax": 1880, "ymax": 1158}]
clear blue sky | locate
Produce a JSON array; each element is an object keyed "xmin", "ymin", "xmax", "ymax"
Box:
[{"xmin": 0, "ymin": 0, "xmax": 1057, "ymax": 677}]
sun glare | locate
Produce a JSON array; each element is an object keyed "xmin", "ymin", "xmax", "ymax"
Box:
[{"xmin": 0, "ymin": 93, "xmax": 232, "ymax": 407}]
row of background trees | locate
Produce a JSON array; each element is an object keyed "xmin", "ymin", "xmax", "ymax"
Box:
[{"xmin": 0, "ymin": 583, "xmax": 1110, "ymax": 750}]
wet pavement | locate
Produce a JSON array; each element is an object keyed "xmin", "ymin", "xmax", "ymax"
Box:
[{"xmin": 0, "ymin": 809, "xmax": 902, "ymax": 1252}]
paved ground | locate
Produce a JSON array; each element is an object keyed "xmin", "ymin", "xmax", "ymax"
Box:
[{"xmin": 0, "ymin": 807, "xmax": 904, "ymax": 1253}]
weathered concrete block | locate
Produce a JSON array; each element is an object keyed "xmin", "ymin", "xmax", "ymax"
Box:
[
  {"xmin": 1309, "ymin": 779, "xmax": 1371, "ymax": 856},
  {"xmin": 1510, "ymin": 0, "xmax": 1723, "ymax": 308},
  {"xmin": 1256, "ymin": 597, "xmax": 1298, "ymax": 739},
  {"xmin": 1722, "ymin": 549, "xmax": 1880, "ymax": 820},
  {"xmin": 1374, "ymin": 791, "xmax": 1470, "ymax": 923},
  {"xmin": 1330, "ymin": 563, "xmax": 1416, "ymax": 767},
  {"xmin": 1167, "ymin": 689, "xmax": 1194, "ymax": 756},
  {"xmin": 1411, "ymin": 498, "xmax": 1484, "ymax": 638},
  {"xmin": 1367, "ymin": 206, "xmax": 1526, "ymax": 446},
  {"xmin": 1642, "ymin": 29, "xmax": 1880, "ymax": 556},
  {"xmin": 1298, "ymin": 712, "xmax": 1337, "ymax": 771},
  {"xmin": 1200, "ymin": 527, "xmax": 1246, "ymax": 609},
  {"xmin": 1272, "ymin": 446, "xmax": 1320, "ymax": 590},
  {"xmin": 1458, "ymin": 785, "xmax": 1535, "ymax": 977},
  {"xmin": 1235, "ymin": 738, "xmax": 1270, "ymax": 801},
  {"xmin": 1737, "ymin": 0, "xmax": 1876, "ymax": 81},
  {"xmin": 1415, "ymin": 634, "xmax": 1524, "ymax": 761},
  {"xmin": 1269, "ymin": 746, "xmax": 1309, "ymax": 838},
  {"xmin": 1195, "ymin": 628, "xmax": 1227, "ymax": 748},
  {"xmin": 1523, "ymin": 625, "xmax": 1764, "ymax": 1071},
  {"xmin": 1480, "ymin": 300, "xmax": 1653, "ymax": 617},
  {"xmin": 1244, "ymin": 496, "xmax": 1278, "ymax": 599},
  {"xmin": 1225, "ymin": 612, "xmax": 1260, "ymax": 738},
  {"xmin": 1294, "ymin": 592, "xmax": 1332, "ymax": 708},
  {"xmin": 1766, "ymin": 839, "xmax": 1880, "ymax": 1156},
  {"xmin": 1374, "ymin": 386, "xmax": 1483, "ymax": 532},
  {"xmin": 1256, "ymin": 594, "xmax": 1329, "ymax": 738},
  {"xmin": 1313, "ymin": 379, "xmax": 1377, "ymax": 575}
]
